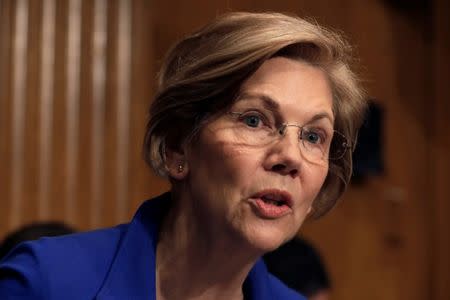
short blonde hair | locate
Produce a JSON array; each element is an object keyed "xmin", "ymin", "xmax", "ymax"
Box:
[{"xmin": 144, "ymin": 12, "xmax": 367, "ymax": 218}]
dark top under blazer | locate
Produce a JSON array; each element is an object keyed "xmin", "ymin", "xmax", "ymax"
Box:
[{"xmin": 0, "ymin": 192, "xmax": 305, "ymax": 300}]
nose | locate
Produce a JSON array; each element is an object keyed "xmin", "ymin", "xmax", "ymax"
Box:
[{"xmin": 263, "ymin": 128, "xmax": 303, "ymax": 178}]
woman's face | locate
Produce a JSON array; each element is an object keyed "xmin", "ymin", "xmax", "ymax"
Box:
[{"xmin": 181, "ymin": 57, "xmax": 333, "ymax": 252}]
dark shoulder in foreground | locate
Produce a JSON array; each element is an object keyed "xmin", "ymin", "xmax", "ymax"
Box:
[
  {"xmin": 267, "ymin": 272, "xmax": 307, "ymax": 300},
  {"xmin": 247, "ymin": 258, "xmax": 306, "ymax": 300}
]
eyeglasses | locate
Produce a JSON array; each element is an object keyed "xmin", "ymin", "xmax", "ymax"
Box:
[{"xmin": 229, "ymin": 111, "xmax": 351, "ymax": 165}]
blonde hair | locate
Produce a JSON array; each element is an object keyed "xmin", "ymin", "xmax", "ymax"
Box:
[{"xmin": 144, "ymin": 12, "xmax": 367, "ymax": 218}]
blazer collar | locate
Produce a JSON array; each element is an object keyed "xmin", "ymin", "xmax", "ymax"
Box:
[{"xmin": 243, "ymin": 259, "xmax": 274, "ymax": 300}]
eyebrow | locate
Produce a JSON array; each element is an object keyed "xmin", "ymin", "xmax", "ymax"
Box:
[
  {"xmin": 236, "ymin": 92, "xmax": 280, "ymax": 111},
  {"xmin": 236, "ymin": 92, "xmax": 334, "ymax": 125},
  {"xmin": 308, "ymin": 112, "xmax": 334, "ymax": 126}
]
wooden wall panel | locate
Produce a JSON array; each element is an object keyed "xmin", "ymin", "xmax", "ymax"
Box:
[
  {"xmin": 10, "ymin": 0, "xmax": 29, "ymax": 228},
  {"xmin": 65, "ymin": 0, "xmax": 82, "ymax": 225},
  {"xmin": 51, "ymin": 0, "xmax": 69, "ymax": 224},
  {"xmin": 38, "ymin": 0, "xmax": 55, "ymax": 220},
  {"xmin": 0, "ymin": 0, "xmax": 13, "ymax": 234},
  {"xmin": 77, "ymin": 0, "xmax": 94, "ymax": 229},
  {"xmin": 128, "ymin": 0, "xmax": 169, "ymax": 216},
  {"xmin": 0, "ymin": 0, "xmax": 162, "ymax": 234}
]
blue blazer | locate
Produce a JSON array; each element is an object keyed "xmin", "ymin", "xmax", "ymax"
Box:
[{"xmin": 0, "ymin": 193, "xmax": 305, "ymax": 300}]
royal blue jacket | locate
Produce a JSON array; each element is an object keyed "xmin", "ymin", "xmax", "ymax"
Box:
[{"xmin": 0, "ymin": 193, "xmax": 305, "ymax": 300}]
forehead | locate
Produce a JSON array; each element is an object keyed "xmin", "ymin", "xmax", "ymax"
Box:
[{"xmin": 237, "ymin": 57, "xmax": 333, "ymax": 122}]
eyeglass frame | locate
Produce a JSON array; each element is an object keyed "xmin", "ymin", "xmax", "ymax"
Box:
[{"xmin": 228, "ymin": 111, "xmax": 352, "ymax": 162}]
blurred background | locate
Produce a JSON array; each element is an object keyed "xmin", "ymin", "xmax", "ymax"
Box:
[{"xmin": 0, "ymin": 0, "xmax": 448, "ymax": 299}]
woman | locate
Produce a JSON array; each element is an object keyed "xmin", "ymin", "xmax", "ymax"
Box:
[{"xmin": 0, "ymin": 12, "xmax": 366, "ymax": 300}]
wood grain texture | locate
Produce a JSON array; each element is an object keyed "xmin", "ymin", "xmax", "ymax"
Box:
[
  {"xmin": 65, "ymin": 0, "xmax": 82, "ymax": 225},
  {"xmin": 0, "ymin": 0, "xmax": 13, "ymax": 233},
  {"xmin": 10, "ymin": 0, "xmax": 29, "ymax": 228},
  {"xmin": 0, "ymin": 0, "xmax": 160, "ymax": 233}
]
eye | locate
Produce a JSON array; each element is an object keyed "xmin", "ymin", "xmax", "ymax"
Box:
[
  {"xmin": 237, "ymin": 110, "xmax": 272, "ymax": 128},
  {"xmin": 232, "ymin": 110, "xmax": 275, "ymax": 130},
  {"xmin": 243, "ymin": 115, "xmax": 262, "ymax": 128},
  {"xmin": 301, "ymin": 128, "xmax": 325, "ymax": 144}
]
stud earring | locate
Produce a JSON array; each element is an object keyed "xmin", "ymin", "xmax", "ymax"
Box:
[{"xmin": 177, "ymin": 164, "xmax": 184, "ymax": 173}]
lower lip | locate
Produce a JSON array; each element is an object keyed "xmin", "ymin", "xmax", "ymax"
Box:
[{"xmin": 249, "ymin": 198, "xmax": 292, "ymax": 219}]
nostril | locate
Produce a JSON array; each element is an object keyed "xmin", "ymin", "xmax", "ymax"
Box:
[
  {"xmin": 271, "ymin": 163, "xmax": 299, "ymax": 177},
  {"xmin": 289, "ymin": 169, "xmax": 298, "ymax": 177},
  {"xmin": 271, "ymin": 164, "xmax": 285, "ymax": 172}
]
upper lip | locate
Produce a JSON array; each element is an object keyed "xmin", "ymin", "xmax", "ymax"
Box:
[{"xmin": 251, "ymin": 189, "xmax": 294, "ymax": 208}]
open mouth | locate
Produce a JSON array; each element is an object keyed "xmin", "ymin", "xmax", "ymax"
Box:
[
  {"xmin": 252, "ymin": 189, "xmax": 293, "ymax": 208},
  {"xmin": 261, "ymin": 194, "xmax": 288, "ymax": 207},
  {"xmin": 249, "ymin": 189, "xmax": 293, "ymax": 219}
]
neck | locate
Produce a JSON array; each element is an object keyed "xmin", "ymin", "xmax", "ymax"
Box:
[{"xmin": 156, "ymin": 191, "xmax": 260, "ymax": 300}]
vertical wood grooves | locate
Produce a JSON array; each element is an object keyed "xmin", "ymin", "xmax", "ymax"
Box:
[
  {"xmin": 38, "ymin": 0, "xmax": 55, "ymax": 219},
  {"xmin": 116, "ymin": 0, "xmax": 131, "ymax": 223},
  {"xmin": 1, "ymin": 0, "xmax": 160, "ymax": 234},
  {"xmin": 10, "ymin": 0, "xmax": 29, "ymax": 229},
  {"xmin": 90, "ymin": 0, "xmax": 107, "ymax": 228},
  {"xmin": 0, "ymin": 0, "xmax": 13, "ymax": 232},
  {"xmin": 65, "ymin": 0, "xmax": 82, "ymax": 224}
]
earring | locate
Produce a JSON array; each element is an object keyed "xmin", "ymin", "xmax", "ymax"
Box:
[{"xmin": 177, "ymin": 164, "xmax": 184, "ymax": 173}]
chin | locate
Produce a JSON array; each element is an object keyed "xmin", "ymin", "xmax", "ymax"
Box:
[{"xmin": 240, "ymin": 219, "xmax": 296, "ymax": 254}]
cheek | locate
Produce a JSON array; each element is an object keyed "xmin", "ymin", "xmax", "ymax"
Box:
[
  {"xmin": 301, "ymin": 164, "xmax": 329, "ymax": 205},
  {"xmin": 187, "ymin": 138, "xmax": 263, "ymax": 219},
  {"xmin": 315, "ymin": 165, "xmax": 329, "ymax": 190},
  {"xmin": 190, "ymin": 132, "xmax": 262, "ymax": 185}
]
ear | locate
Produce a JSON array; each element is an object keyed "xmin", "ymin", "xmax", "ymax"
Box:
[{"xmin": 165, "ymin": 146, "xmax": 189, "ymax": 180}]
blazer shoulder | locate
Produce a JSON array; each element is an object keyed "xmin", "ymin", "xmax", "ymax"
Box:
[{"xmin": 0, "ymin": 224, "xmax": 128, "ymax": 300}]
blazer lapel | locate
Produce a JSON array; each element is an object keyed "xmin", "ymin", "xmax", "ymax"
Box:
[{"xmin": 243, "ymin": 259, "xmax": 273, "ymax": 300}]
